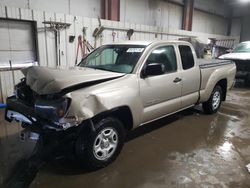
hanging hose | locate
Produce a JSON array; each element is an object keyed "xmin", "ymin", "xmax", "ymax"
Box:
[{"xmin": 0, "ymin": 103, "xmax": 6, "ymax": 109}]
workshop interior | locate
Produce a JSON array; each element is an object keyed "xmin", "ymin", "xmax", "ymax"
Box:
[{"xmin": 0, "ymin": 0, "xmax": 250, "ymax": 187}]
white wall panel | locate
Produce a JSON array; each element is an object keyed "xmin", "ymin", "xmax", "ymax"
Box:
[
  {"xmin": 6, "ymin": 6, "xmax": 20, "ymax": 19},
  {"xmin": 20, "ymin": 8, "xmax": 33, "ymax": 20},
  {"xmin": 0, "ymin": 71, "xmax": 14, "ymax": 101},
  {"xmin": 30, "ymin": 0, "xmax": 69, "ymax": 14},
  {"xmin": 34, "ymin": 10, "xmax": 47, "ymax": 66},
  {"xmin": 0, "ymin": 0, "xmax": 28, "ymax": 9},
  {"xmin": 65, "ymin": 14, "xmax": 75, "ymax": 67},
  {"xmin": 70, "ymin": 0, "xmax": 100, "ymax": 19},
  {"xmin": 120, "ymin": 0, "xmax": 183, "ymax": 30},
  {"xmin": 240, "ymin": 16, "xmax": 250, "ymax": 42},
  {"xmin": 0, "ymin": 5, "xmax": 5, "ymax": 17},
  {"xmin": 231, "ymin": 18, "xmax": 241, "ymax": 37},
  {"xmin": 44, "ymin": 12, "xmax": 56, "ymax": 68},
  {"xmin": 192, "ymin": 10, "xmax": 229, "ymax": 36},
  {"xmin": 74, "ymin": 15, "xmax": 84, "ymax": 64},
  {"xmin": 54, "ymin": 13, "xmax": 67, "ymax": 68},
  {"xmin": 194, "ymin": 0, "xmax": 230, "ymax": 17},
  {"xmin": 0, "ymin": 0, "xmax": 100, "ymax": 18},
  {"xmin": 161, "ymin": 2, "xmax": 183, "ymax": 30}
]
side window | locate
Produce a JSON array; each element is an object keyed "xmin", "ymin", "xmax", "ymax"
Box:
[
  {"xmin": 146, "ymin": 46, "xmax": 177, "ymax": 73},
  {"xmin": 179, "ymin": 45, "xmax": 195, "ymax": 70}
]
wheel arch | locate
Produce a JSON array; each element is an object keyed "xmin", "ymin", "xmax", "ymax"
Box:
[
  {"xmin": 200, "ymin": 77, "xmax": 228, "ymax": 103},
  {"xmin": 216, "ymin": 78, "xmax": 227, "ymax": 101},
  {"xmin": 91, "ymin": 106, "xmax": 134, "ymax": 131}
]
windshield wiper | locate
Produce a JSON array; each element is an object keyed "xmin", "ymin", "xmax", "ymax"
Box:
[{"xmin": 84, "ymin": 66, "xmax": 119, "ymax": 73}]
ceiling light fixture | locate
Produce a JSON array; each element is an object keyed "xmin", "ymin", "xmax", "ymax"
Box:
[{"xmin": 240, "ymin": 0, "xmax": 250, "ymax": 3}]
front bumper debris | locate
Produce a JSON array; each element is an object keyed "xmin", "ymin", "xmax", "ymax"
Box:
[
  {"xmin": 5, "ymin": 96, "xmax": 78, "ymax": 131},
  {"xmin": 5, "ymin": 96, "xmax": 37, "ymax": 124},
  {"xmin": 6, "ymin": 110, "xmax": 35, "ymax": 125}
]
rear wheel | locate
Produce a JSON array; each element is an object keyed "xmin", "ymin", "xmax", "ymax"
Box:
[
  {"xmin": 202, "ymin": 85, "xmax": 222, "ymax": 114},
  {"xmin": 245, "ymin": 73, "xmax": 250, "ymax": 87},
  {"xmin": 75, "ymin": 117, "xmax": 125, "ymax": 170}
]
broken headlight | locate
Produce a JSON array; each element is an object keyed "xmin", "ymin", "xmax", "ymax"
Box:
[{"xmin": 35, "ymin": 97, "xmax": 71, "ymax": 121}]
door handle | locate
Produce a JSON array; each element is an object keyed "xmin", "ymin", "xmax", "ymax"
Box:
[{"xmin": 173, "ymin": 77, "xmax": 182, "ymax": 83}]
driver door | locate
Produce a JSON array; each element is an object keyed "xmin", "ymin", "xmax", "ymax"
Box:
[{"xmin": 139, "ymin": 45, "xmax": 182, "ymax": 123}]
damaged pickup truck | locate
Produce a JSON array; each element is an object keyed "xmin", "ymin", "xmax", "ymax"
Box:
[{"xmin": 5, "ymin": 41, "xmax": 236, "ymax": 169}]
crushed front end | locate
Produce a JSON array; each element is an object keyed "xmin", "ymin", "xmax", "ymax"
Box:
[
  {"xmin": 5, "ymin": 78, "xmax": 80, "ymax": 132},
  {"xmin": 4, "ymin": 78, "xmax": 91, "ymax": 163},
  {"xmin": 3, "ymin": 79, "xmax": 86, "ymax": 187}
]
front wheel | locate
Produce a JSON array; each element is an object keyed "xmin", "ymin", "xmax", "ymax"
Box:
[
  {"xmin": 75, "ymin": 117, "xmax": 125, "ymax": 170},
  {"xmin": 202, "ymin": 85, "xmax": 222, "ymax": 114}
]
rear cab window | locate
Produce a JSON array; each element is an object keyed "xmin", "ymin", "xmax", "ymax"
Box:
[{"xmin": 178, "ymin": 45, "xmax": 195, "ymax": 70}]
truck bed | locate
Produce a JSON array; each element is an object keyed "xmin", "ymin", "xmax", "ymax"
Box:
[
  {"xmin": 197, "ymin": 59, "xmax": 233, "ymax": 67},
  {"xmin": 198, "ymin": 58, "xmax": 236, "ymax": 103}
]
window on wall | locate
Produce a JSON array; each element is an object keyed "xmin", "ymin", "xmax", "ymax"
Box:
[
  {"xmin": 178, "ymin": 45, "xmax": 195, "ymax": 70},
  {"xmin": 146, "ymin": 46, "xmax": 177, "ymax": 73}
]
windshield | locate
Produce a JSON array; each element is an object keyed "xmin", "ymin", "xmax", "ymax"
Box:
[
  {"xmin": 233, "ymin": 42, "xmax": 250, "ymax": 53},
  {"xmin": 78, "ymin": 45, "xmax": 146, "ymax": 73}
]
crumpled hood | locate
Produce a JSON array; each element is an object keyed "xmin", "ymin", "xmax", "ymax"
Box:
[
  {"xmin": 219, "ymin": 52, "xmax": 250, "ymax": 61},
  {"xmin": 22, "ymin": 66, "xmax": 125, "ymax": 95}
]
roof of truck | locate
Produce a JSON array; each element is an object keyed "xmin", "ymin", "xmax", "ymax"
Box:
[{"xmin": 104, "ymin": 40, "xmax": 191, "ymax": 46}]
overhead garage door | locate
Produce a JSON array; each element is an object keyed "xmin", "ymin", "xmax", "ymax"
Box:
[{"xmin": 0, "ymin": 19, "xmax": 37, "ymax": 69}]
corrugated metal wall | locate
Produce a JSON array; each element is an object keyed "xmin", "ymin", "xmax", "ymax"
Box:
[
  {"xmin": 120, "ymin": 0, "xmax": 183, "ymax": 29},
  {"xmin": 192, "ymin": 10, "xmax": 229, "ymax": 36},
  {"xmin": 0, "ymin": 0, "xmax": 101, "ymax": 18},
  {"xmin": 240, "ymin": 16, "xmax": 250, "ymax": 42},
  {"xmin": 0, "ymin": 5, "xmax": 240, "ymax": 102}
]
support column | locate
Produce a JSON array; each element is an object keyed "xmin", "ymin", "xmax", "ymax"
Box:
[
  {"xmin": 101, "ymin": 0, "xmax": 120, "ymax": 21},
  {"xmin": 182, "ymin": 0, "xmax": 194, "ymax": 31}
]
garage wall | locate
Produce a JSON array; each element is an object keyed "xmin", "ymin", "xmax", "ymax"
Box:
[
  {"xmin": 120, "ymin": 0, "xmax": 183, "ymax": 29},
  {"xmin": 230, "ymin": 18, "xmax": 241, "ymax": 37},
  {"xmin": 194, "ymin": 0, "xmax": 230, "ymax": 17},
  {"xmin": 0, "ymin": 5, "xmax": 240, "ymax": 102},
  {"xmin": 0, "ymin": 0, "xmax": 233, "ymax": 37},
  {"xmin": 192, "ymin": 10, "xmax": 229, "ymax": 36},
  {"xmin": 232, "ymin": 2, "xmax": 250, "ymax": 42},
  {"xmin": 240, "ymin": 15, "xmax": 250, "ymax": 42},
  {"xmin": 192, "ymin": 0, "xmax": 232, "ymax": 36},
  {"xmin": 0, "ymin": 0, "xmax": 101, "ymax": 18}
]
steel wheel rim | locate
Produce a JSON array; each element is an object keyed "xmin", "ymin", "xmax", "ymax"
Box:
[
  {"xmin": 212, "ymin": 91, "xmax": 221, "ymax": 110},
  {"xmin": 93, "ymin": 127, "xmax": 118, "ymax": 161}
]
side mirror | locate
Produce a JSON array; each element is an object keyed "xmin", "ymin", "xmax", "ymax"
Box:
[{"xmin": 142, "ymin": 63, "xmax": 165, "ymax": 77}]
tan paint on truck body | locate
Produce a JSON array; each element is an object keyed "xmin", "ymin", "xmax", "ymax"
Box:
[{"xmin": 21, "ymin": 41, "xmax": 236, "ymax": 129}]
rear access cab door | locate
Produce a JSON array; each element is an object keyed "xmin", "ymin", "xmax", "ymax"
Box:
[
  {"xmin": 177, "ymin": 45, "xmax": 200, "ymax": 108},
  {"xmin": 138, "ymin": 44, "xmax": 182, "ymax": 123}
]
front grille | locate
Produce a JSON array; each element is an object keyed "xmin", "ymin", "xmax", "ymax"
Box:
[{"xmin": 235, "ymin": 60, "xmax": 250, "ymax": 72}]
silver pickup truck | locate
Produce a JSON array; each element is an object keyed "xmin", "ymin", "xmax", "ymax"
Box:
[{"xmin": 5, "ymin": 41, "xmax": 236, "ymax": 169}]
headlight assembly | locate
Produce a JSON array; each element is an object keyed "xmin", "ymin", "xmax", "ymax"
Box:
[{"xmin": 35, "ymin": 97, "xmax": 71, "ymax": 121}]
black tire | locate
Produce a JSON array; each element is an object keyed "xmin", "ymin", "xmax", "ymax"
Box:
[
  {"xmin": 245, "ymin": 73, "xmax": 250, "ymax": 87},
  {"xmin": 202, "ymin": 85, "xmax": 222, "ymax": 114},
  {"xmin": 75, "ymin": 117, "xmax": 125, "ymax": 170}
]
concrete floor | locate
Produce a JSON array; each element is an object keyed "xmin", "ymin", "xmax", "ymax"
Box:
[{"xmin": 1, "ymin": 87, "xmax": 250, "ymax": 188}]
